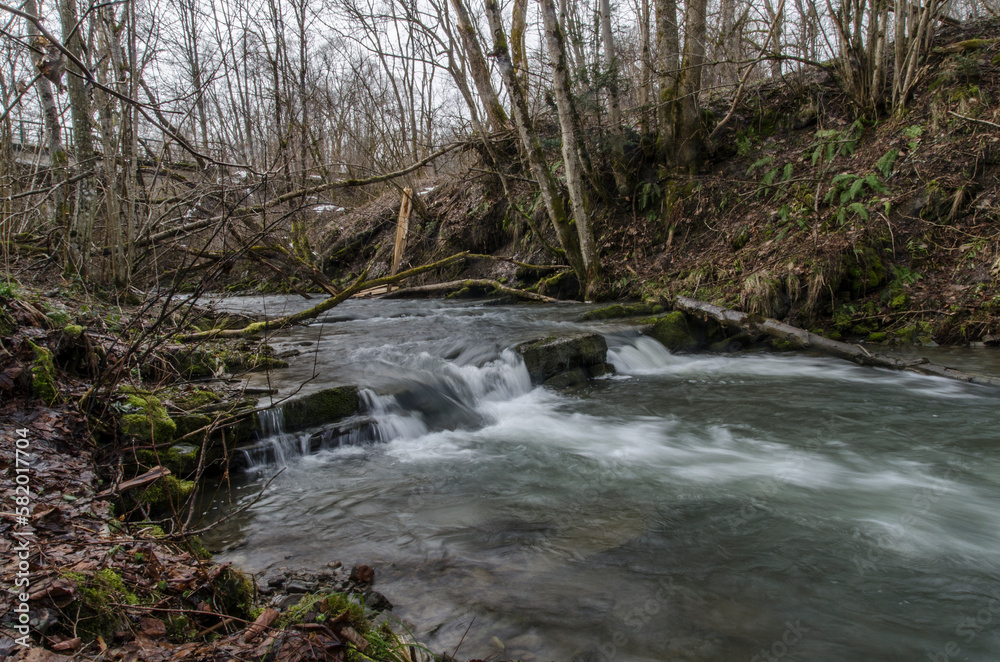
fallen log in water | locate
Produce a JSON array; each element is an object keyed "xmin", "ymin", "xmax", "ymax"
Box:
[
  {"xmin": 381, "ymin": 278, "xmax": 565, "ymax": 303},
  {"xmin": 674, "ymin": 296, "xmax": 1000, "ymax": 387}
]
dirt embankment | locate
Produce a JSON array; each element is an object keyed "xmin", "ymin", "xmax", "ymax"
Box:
[{"xmin": 317, "ymin": 20, "xmax": 1000, "ymax": 346}]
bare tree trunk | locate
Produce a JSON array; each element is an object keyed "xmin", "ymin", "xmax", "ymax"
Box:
[
  {"xmin": 96, "ymin": 7, "xmax": 123, "ymax": 283},
  {"xmin": 23, "ymin": 0, "xmax": 67, "ymax": 239},
  {"xmin": 765, "ymin": 0, "xmax": 784, "ymax": 78},
  {"xmin": 600, "ymin": 0, "xmax": 629, "ymax": 195},
  {"xmin": 483, "ymin": 0, "xmax": 587, "ymax": 284},
  {"xmin": 673, "ymin": 0, "xmax": 708, "ymax": 169},
  {"xmin": 539, "ymin": 0, "xmax": 599, "ymax": 298},
  {"xmin": 511, "ymin": 0, "xmax": 529, "ymax": 92},
  {"xmin": 655, "ymin": 0, "xmax": 680, "ymax": 158},
  {"xmin": 58, "ymin": 0, "xmax": 95, "ymax": 277},
  {"xmin": 449, "ymin": 0, "xmax": 508, "ymax": 131},
  {"xmin": 639, "ymin": 0, "xmax": 652, "ymax": 136},
  {"xmin": 719, "ymin": 0, "xmax": 737, "ymax": 83}
]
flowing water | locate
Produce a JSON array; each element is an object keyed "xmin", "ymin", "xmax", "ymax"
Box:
[{"xmin": 200, "ymin": 296, "xmax": 1000, "ymax": 661}]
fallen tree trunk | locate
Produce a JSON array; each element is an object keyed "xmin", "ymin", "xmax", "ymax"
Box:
[
  {"xmin": 675, "ymin": 296, "xmax": 1000, "ymax": 387},
  {"xmin": 176, "ymin": 253, "xmax": 472, "ymax": 341},
  {"xmin": 382, "ymin": 279, "xmax": 566, "ymax": 303}
]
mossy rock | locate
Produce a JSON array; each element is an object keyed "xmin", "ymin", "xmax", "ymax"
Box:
[
  {"xmin": 65, "ymin": 568, "xmax": 137, "ymax": 641},
  {"xmin": 536, "ymin": 270, "xmax": 581, "ymax": 299},
  {"xmin": 895, "ymin": 321, "xmax": 935, "ymax": 345},
  {"xmin": 120, "ymin": 393, "xmax": 177, "ymax": 444},
  {"xmin": 580, "ymin": 302, "xmax": 664, "ymax": 321},
  {"xmin": 867, "ymin": 331, "xmax": 888, "ymax": 343},
  {"xmin": 516, "ymin": 334, "xmax": 609, "ymax": 384},
  {"xmin": 63, "ymin": 324, "xmax": 84, "ymax": 338},
  {"xmin": 280, "ymin": 386, "xmax": 360, "ymax": 433},
  {"xmin": 222, "ymin": 351, "xmax": 289, "ymax": 373},
  {"xmin": 132, "ymin": 475, "xmax": 195, "ymax": 510},
  {"xmin": 136, "ymin": 443, "xmax": 200, "ymax": 476},
  {"xmin": 646, "ymin": 312, "xmax": 698, "ymax": 352},
  {"xmin": 173, "ymin": 388, "xmax": 222, "ymax": 411},
  {"xmin": 29, "ymin": 341, "xmax": 59, "ymax": 404},
  {"xmin": 174, "ymin": 412, "xmax": 214, "ymax": 440},
  {"xmin": 281, "ymin": 592, "xmax": 369, "ymax": 633},
  {"xmin": 212, "ymin": 567, "xmax": 255, "ymax": 620},
  {"xmin": 162, "ymin": 346, "xmax": 218, "ymax": 379}
]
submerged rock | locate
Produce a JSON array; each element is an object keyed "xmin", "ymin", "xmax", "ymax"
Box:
[{"xmin": 517, "ymin": 333, "xmax": 614, "ymax": 386}]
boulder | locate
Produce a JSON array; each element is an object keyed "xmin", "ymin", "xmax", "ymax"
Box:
[
  {"xmin": 645, "ymin": 311, "xmax": 698, "ymax": 352},
  {"xmin": 279, "ymin": 386, "xmax": 360, "ymax": 433},
  {"xmin": 580, "ymin": 301, "xmax": 664, "ymax": 321},
  {"xmin": 516, "ymin": 333, "xmax": 614, "ymax": 386}
]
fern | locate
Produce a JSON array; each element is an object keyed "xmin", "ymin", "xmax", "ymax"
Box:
[
  {"xmin": 748, "ymin": 156, "xmax": 775, "ymax": 175},
  {"xmin": 863, "ymin": 174, "xmax": 889, "ymax": 194},
  {"xmin": 844, "ymin": 177, "xmax": 866, "ymax": 203},
  {"xmin": 848, "ymin": 202, "xmax": 869, "ymax": 221},
  {"xmin": 874, "ymin": 149, "xmax": 899, "ymax": 178},
  {"xmin": 781, "ymin": 163, "xmax": 794, "ymax": 182}
]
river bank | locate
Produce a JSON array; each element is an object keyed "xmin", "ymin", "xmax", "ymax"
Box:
[{"xmin": 0, "ymin": 284, "xmax": 451, "ymax": 662}]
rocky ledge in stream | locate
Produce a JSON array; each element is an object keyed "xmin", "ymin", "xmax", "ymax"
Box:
[{"xmin": 516, "ymin": 333, "xmax": 616, "ymax": 387}]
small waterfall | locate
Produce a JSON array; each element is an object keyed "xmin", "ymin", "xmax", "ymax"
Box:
[
  {"xmin": 256, "ymin": 408, "xmax": 285, "ymax": 437},
  {"xmin": 607, "ymin": 335, "xmax": 685, "ymax": 375},
  {"xmin": 241, "ymin": 347, "xmax": 533, "ymax": 469}
]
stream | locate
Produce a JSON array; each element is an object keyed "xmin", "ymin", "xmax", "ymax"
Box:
[{"xmin": 200, "ymin": 296, "xmax": 1000, "ymax": 661}]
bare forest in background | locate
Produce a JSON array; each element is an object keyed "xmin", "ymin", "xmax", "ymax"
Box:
[{"xmin": 2, "ymin": 0, "xmax": 998, "ymax": 295}]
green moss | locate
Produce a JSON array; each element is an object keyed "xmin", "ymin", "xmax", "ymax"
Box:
[
  {"xmin": 167, "ymin": 348, "xmax": 218, "ymax": 379},
  {"xmin": 280, "ymin": 592, "xmax": 369, "ymax": 634},
  {"xmin": 173, "ymin": 413, "xmax": 213, "ymax": 440},
  {"xmin": 137, "ymin": 443, "xmax": 200, "ymax": 476},
  {"xmin": 173, "ymin": 389, "xmax": 222, "ymax": 411},
  {"xmin": 222, "ymin": 351, "xmax": 289, "ymax": 373},
  {"xmin": 65, "ymin": 568, "xmax": 137, "ymax": 641},
  {"xmin": 45, "ymin": 309, "xmax": 71, "ymax": 327},
  {"xmin": 0, "ymin": 306, "xmax": 14, "ymax": 336},
  {"xmin": 134, "ymin": 522, "xmax": 166, "ymax": 537},
  {"xmin": 580, "ymin": 302, "xmax": 664, "ymax": 321},
  {"xmin": 63, "ymin": 324, "xmax": 85, "ymax": 338},
  {"xmin": 185, "ymin": 534, "xmax": 212, "ymax": 560},
  {"xmin": 280, "ymin": 386, "xmax": 360, "ymax": 432},
  {"xmin": 29, "ymin": 341, "xmax": 59, "ymax": 404},
  {"xmin": 120, "ymin": 393, "xmax": 176, "ymax": 444},
  {"xmin": 137, "ymin": 475, "xmax": 195, "ymax": 510},
  {"xmin": 867, "ymin": 331, "xmax": 888, "ymax": 342},
  {"xmin": 212, "ymin": 567, "xmax": 255, "ymax": 620},
  {"xmin": 889, "ymin": 293, "xmax": 909, "ymax": 310},
  {"xmin": 647, "ymin": 312, "xmax": 698, "ymax": 352},
  {"xmin": 730, "ymin": 225, "xmax": 751, "ymax": 251},
  {"xmin": 844, "ymin": 247, "xmax": 886, "ymax": 296},
  {"xmin": 895, "ymin": 321, "xmax": 935, "ymax": 344}
]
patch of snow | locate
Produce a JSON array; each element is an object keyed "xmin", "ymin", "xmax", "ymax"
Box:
[{"xmin": 312, "ymin": 205, "xmax": 345, "ymax": 213}]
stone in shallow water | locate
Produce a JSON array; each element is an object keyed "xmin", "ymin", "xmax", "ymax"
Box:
[
  {"xmin": 517, "ymin": 333, "xmax": 609, "ymax": 385},
  {"xmin": 279, "ymin": 385, "xmax": 360, "ymax": 432},
  {"xmin": 285, "ymin": 579, "xmax": 314, "ymax": 593}
]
